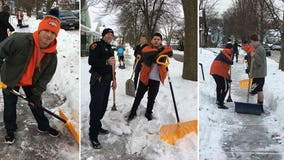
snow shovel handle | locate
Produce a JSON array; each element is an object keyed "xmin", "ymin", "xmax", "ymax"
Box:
[
  {"xmin": 247, "ymin": 56, "xmax": 254, "ymax": 103},
  {"xmin": 156, "ymin": 55, "xmax": 170, "ymax": 67},
  {"xmin": 166, "ymin": 67, "xmax": 180, "ymax": 123},
  {"xmin": 0, "ymin": 82, "xmax": 67, "ymax": 123},
  {"xmin": 155, "ymin": 58, "xmax": 180, "ymax": 122},
  {"xmin": 111, "ymin": 64, "xmax": 117, "ymax": 111},
  {"xmin": 130, "ymin": 55, "xmax": 142, "ymax": 79}
]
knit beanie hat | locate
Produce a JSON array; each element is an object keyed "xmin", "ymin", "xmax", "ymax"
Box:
[
  {"xmin": 250, "ymin": 34, "xmax": 259, "ymax": 41},
  {"xmin": 225, "ymin": 43, "xmax": 233, "ymax": 49},
  {"xmin": 38, "ymin": 15, "xmax": 61, "ymax": 36},
  {"xmin": 48, "ymin": 8, "xmax": 59, "ymax": 18},
  {"xmin": 102, "ymin": 28, "xmax": 114, "ymax": 37},
  {"xmin": 2, "ymin": 5, "xmax": 10, "ymax": 12}
]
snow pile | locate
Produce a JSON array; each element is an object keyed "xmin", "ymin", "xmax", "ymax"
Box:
[{"xmin": 81, "ymin": 44, "xmax": 197, "ymax": 159}]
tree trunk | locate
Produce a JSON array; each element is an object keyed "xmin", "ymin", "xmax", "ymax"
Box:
[
  {"xmin": 182, "ymin": 0, "xmax": 197, "ymax": 81},
  {"xmin": 279, "ymin": 12, "xmax": 284, "ymax": 70}
]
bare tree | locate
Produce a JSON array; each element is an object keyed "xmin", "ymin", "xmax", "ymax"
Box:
[
  {"xmin": 182, "ymin": 0, "xmax": 197, "ymax": 81},
  {"xmin": 222, "ymin": 0, "xmax": 274, "ymax": 41},
  {"xmin": 99, "ymin": 0, "xmax": 179, "ymax": 41},
  {"xmin": 199, "ymin": 0, "xmax": 219, "ymax": 47},
  {"xmin": 160, "ymin": 14, "xmax": 182, "ymax": 46},
  {"xmin": 263, "ymin": 0, "xmax": 284, "ymax": 70}
]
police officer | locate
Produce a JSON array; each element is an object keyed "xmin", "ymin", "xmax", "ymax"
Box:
[{"xmin": 88, "ymin": 28, "xmax": 116, "ymax": 149}]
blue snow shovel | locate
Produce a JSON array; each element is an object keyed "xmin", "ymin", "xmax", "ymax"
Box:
[{"xmin": 234, "ymin": 56, "xmax": 262, "ymax": 115}]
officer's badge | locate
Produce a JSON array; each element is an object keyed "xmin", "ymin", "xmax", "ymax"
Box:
[
  {"xmin": 105, "ymin": 48, "xmax": 109, "ymax": 51},
  {"xmin": 91, "ymin": 43, "xmax": 97, "ymax": 50}
]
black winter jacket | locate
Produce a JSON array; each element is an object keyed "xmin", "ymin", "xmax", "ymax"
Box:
[
  {"xmin": 0, "ymin": 11, "xmax": 15, "ymax": 42},
  {"xmin": 88, "ymin": 39, "xmax": 114, "ymax": 81}
]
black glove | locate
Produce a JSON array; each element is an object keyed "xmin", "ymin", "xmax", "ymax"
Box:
[
  {"xmin": 227, "ymin": 79, "xmax": 232, "ymax": 83},
  {"xmin": 3, "ymin": 87, "xmax": 12, "ymax": 95},
  {"xmin": 245, "ymin": 69, "xmax": 249, "ymax": 74},
  {"xmin": 157, "ymin": 45, "xmax": 164, "ymax": 53},
  {"xmin": 28, "ymin": 95, "xmax": 42, "ymax": 108},
  {"xmin": 158, "ymin": 57, "xmax": 167, "ymax": 63}
]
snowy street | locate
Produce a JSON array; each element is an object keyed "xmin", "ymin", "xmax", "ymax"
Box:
[
  {"xmin": 81, "ymin": 45, "xmax": 197, "ymax": 160},
  {"xmin": 199, "ymin": 48, "xmax": 284, "ymax": 160}
]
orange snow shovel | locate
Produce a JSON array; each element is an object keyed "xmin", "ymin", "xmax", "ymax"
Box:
[
  {"xmin": 0, "ymin": 82, "xmax": 80, "ymax": 144},
  {"xmin": 239, "ymin": 78, "xmax": 252, "ymax": 89},
  {"xmin": 157, "ymin": 55, "xmax": 198, "ymax": 145}
]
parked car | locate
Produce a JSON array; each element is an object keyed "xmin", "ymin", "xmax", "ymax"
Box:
[
  {"xmin": 271, "ymin": 42, "xmax": 281, "ymax": 51},
  {"xmin": 59, "ymin": 10, "xmax": 79, "ymax": 30},
  {"xmin": 37, "ymin": 11, "xmax": 46, "ymax": 19},
  {"xmin": 263, "ymin": 43, "xmax": 271, "ymax": 56},
  {"xmin": 71, "ymin": 10, "xmax": 79, "ymax": 18}
]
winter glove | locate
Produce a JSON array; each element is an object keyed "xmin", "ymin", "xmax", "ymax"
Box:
[
  {"xmin": 227, "ymin": 79, "xmax": 232, "ymax": 83},
  {"xmin": 157, "ymin": 45, "xmax": 164, "ymax": 53},
  {"xmin": 157, "ymin": 57, "xmax": 167, "ymax": 63},
  {"xmin": 28, "ymin": 95, "xmax": 42, "ymax": 108},
  {"xmin": 245, "ymin": 69, "xmax": 249, "ymax": 74},
  {"xmin": 2, "ymin": 87, "xmax": 12, "ymax": 95}
]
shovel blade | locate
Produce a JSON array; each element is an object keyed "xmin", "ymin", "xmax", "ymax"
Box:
[
  {"xmin": 125, "ymin": 79, "xmax": 135, "ymax": 97},
  {"xmin": 235, "ymin": 102, "xmax": 262, "ymax": 115},
  {"xmin": 59, "ymin": 109, "xmax": 80, "ymax": 144}
]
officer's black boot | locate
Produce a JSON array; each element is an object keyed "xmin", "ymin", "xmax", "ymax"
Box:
[{"xmin": 90, "ymin": 137, "xmax": 102, "ymax": 149}]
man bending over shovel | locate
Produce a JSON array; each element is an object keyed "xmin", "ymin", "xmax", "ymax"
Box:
[
  {"xmin": 210, "ymin": 43, "xmax": 233, "ymax": 109},
  {"xmin": 0, "ymin": 15, "xmax": 61, "ymax": 144}
]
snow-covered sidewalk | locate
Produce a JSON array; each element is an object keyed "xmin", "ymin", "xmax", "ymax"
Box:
[
  {"xmin": 199, "ymin": 48, "xmax": 284, "ymax": 160},
  {"xmin": 81, "ymin": 46, "xmax": 197, "ymax": 160}
]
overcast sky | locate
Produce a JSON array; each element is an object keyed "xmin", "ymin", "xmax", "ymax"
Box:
[{"xmin": 216, "ymin": 0, "xmax": 284, "ymax": 16}]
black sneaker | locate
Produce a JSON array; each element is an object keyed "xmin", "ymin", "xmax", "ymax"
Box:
[
  {"xmin": 127, "ymin": 113, "xmax": 136, "ymax": 122},
  {"xmin": 38, "ymin": 127, "xmax": 59, "ymax": 137},
  {"xmin": 91, "ymin": 139, "xmax": 102, "ymax": 149},
  {"xmin": 47, "ymin": 127, "xmax": 59, "ymax": 137},
  {"xmin": 4, "ymin": 132, "xmax": 15, "ymax": 144},
  {"xmin": 99, "ymin": 128, "xmax": 109, "ymax": 135},
  {"xmin": 218, "ymin": 105, "xmax": 229, "ymax": 109},
  {"xmin": 145, "ymin": 113, "xmax": 153, "ymax": 121}
]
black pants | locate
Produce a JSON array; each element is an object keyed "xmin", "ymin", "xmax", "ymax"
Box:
[
  {"xmin": 232, "ymin": 52, "xmax": 239, "ymax": 62},
  {"xmin": 89, "ymin": 79, "xmax": 111, "ymax": 141},
  {"xmin": 212, "ymin": 75, "xmax": 229, "ymax": 105},
  {"xmin": 3, "ymin": 86, "xmax": 50, "ymax": 132},
  {"xmin": 134, "ymin": 61, "xmax": 142, "ymax": 90},
  {"xmin": 17, "ymin": 20, "xmax": 22, "ymax": 27},
  {"xmin": 130, "ymin": 79, "xmax": 160, "ymax": 115}
]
